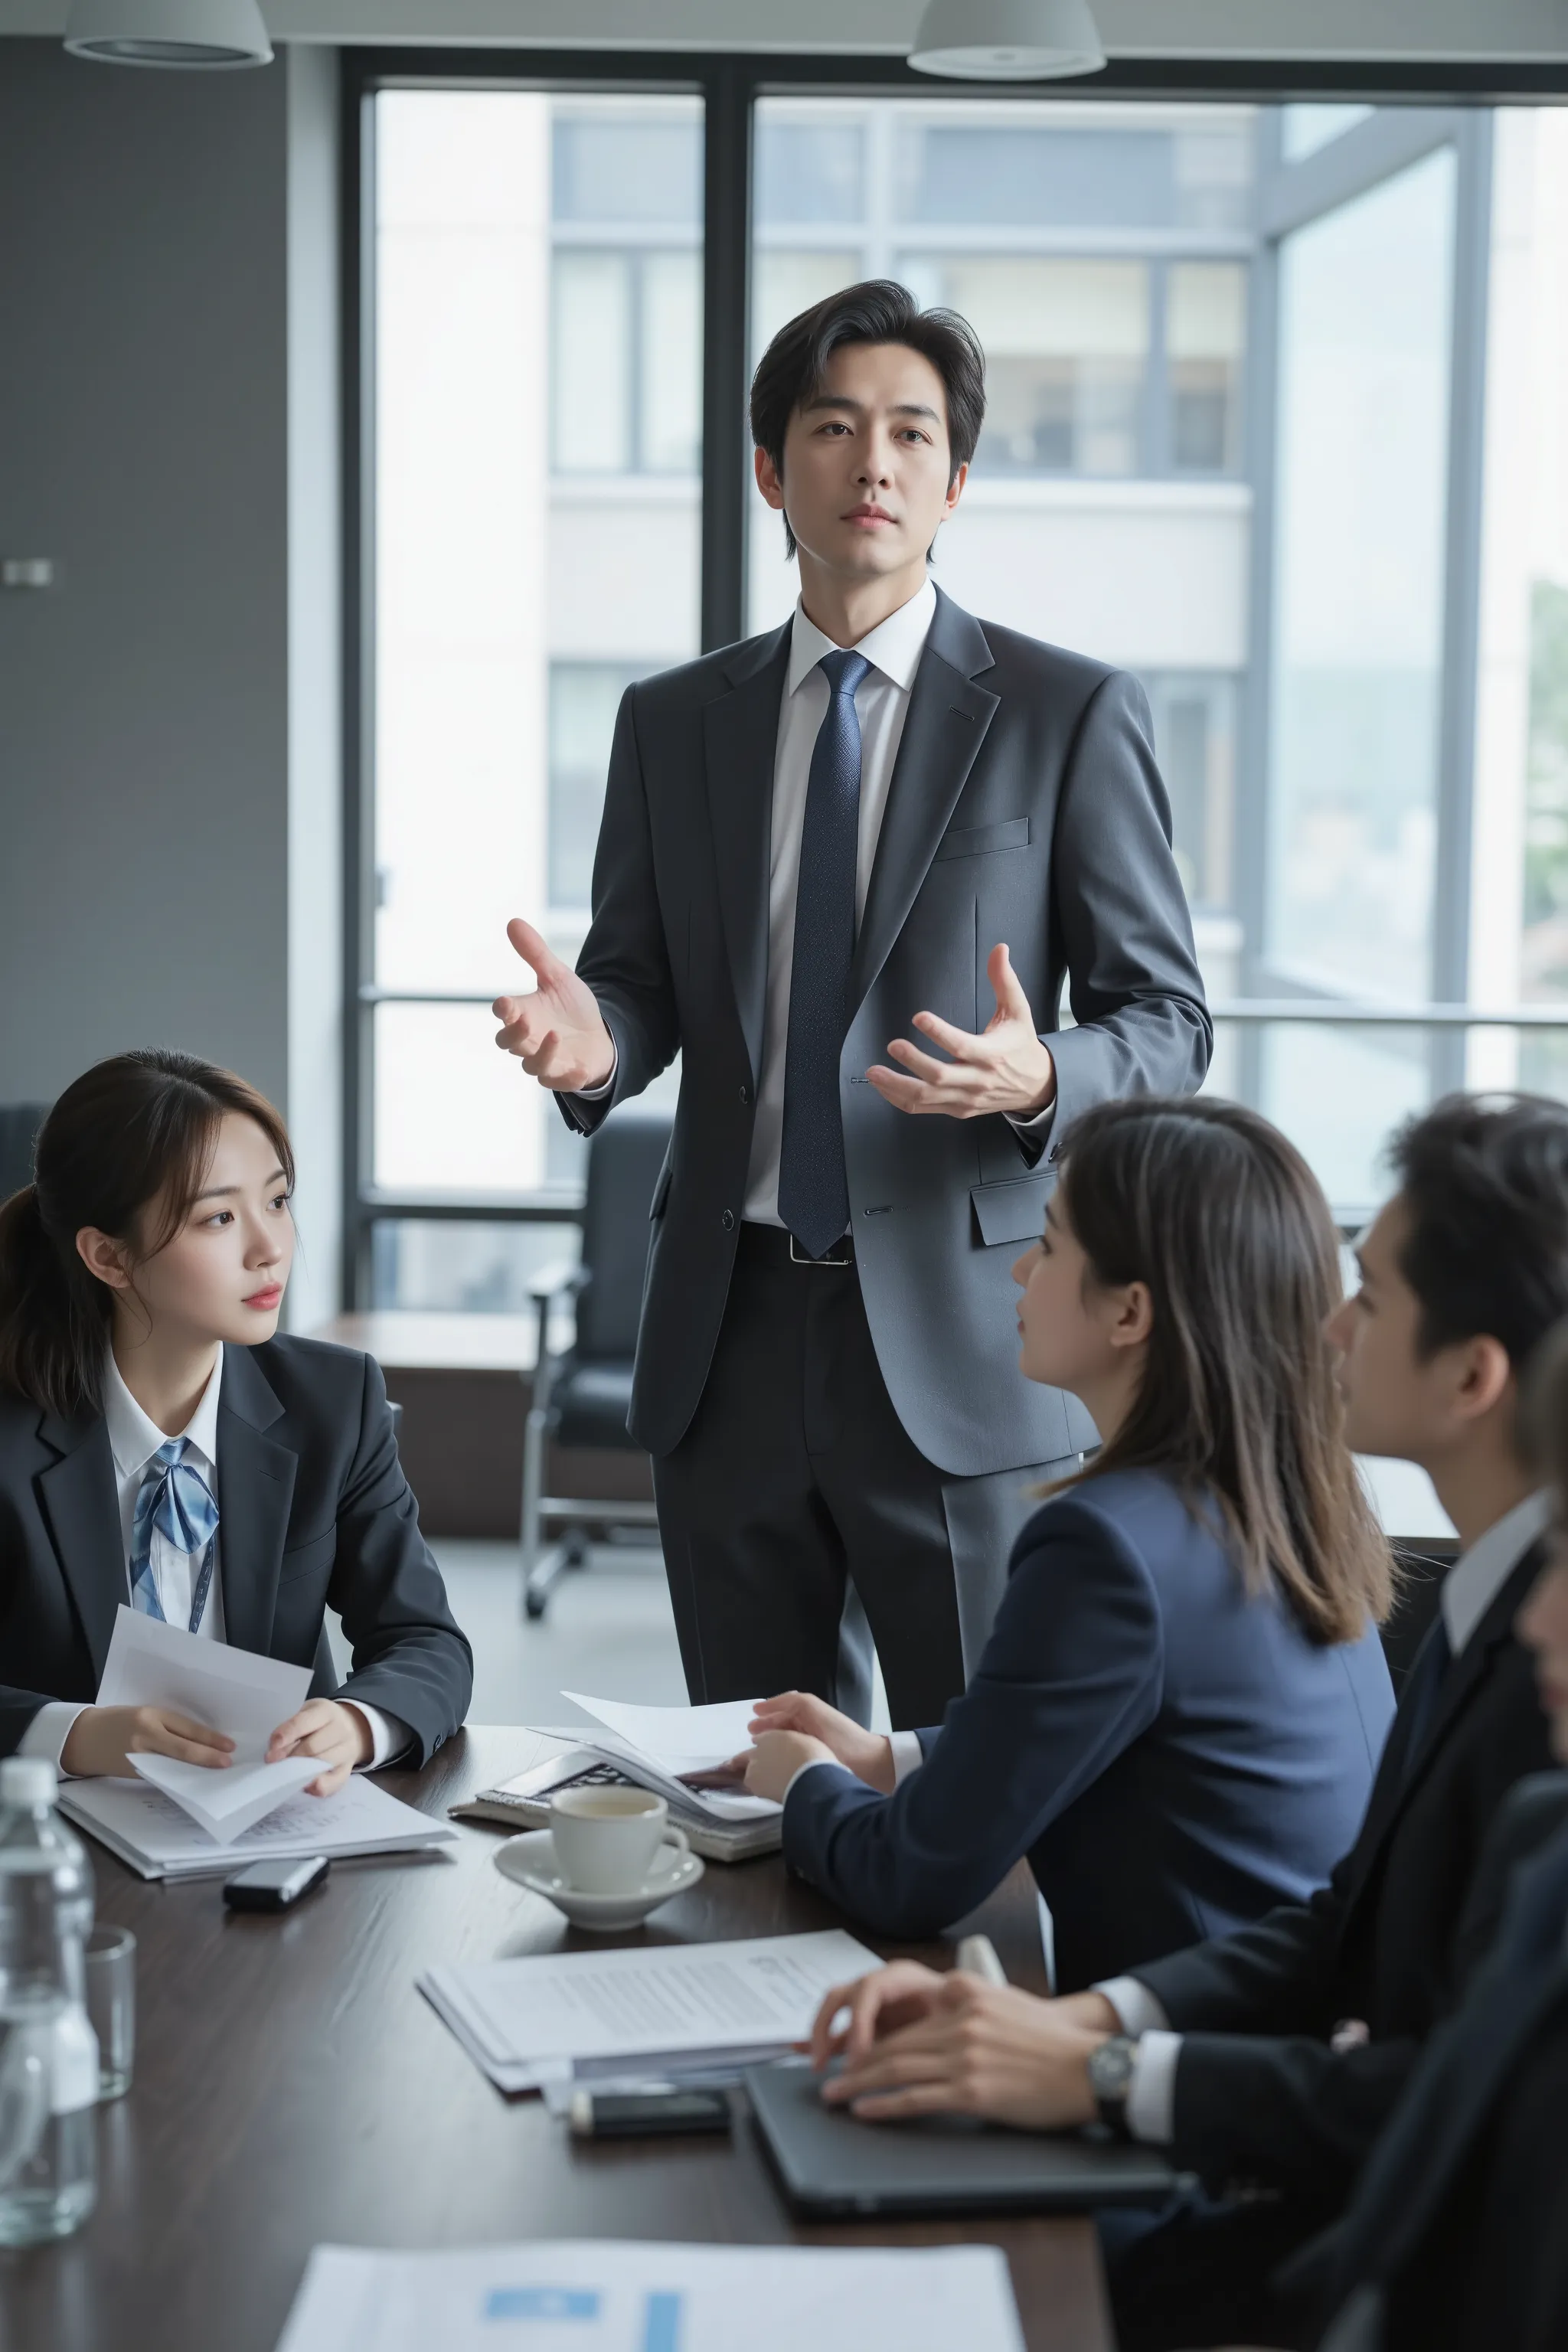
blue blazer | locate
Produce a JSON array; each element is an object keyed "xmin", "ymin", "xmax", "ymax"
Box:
[{"xmin": 782, "ymin": 1468, "xmax": 1395, "ymax": 1991}]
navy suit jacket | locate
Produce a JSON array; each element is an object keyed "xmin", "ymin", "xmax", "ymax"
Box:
[
  {"xmin": 782, "ymin": 1467, "xmax": 1394, "ymax": 1991},
  {"xmin": 0, "ymin": 1335, "xmax": 472, "ymax": 1766}
]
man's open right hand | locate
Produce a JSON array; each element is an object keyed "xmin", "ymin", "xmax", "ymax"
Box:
[{"xmin": 492, "ymin": 918, "xmax": 616, "ymax": 1093}]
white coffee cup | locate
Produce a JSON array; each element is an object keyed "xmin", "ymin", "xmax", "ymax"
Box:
[{"xmin": 548, "ymin": 1786, "xmax": 689, "ymax": 1896}]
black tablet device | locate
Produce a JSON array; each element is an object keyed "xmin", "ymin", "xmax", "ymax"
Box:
[{"xmin": 746, "ymin": 2059, "xmax": 1180, "ymax": 2218}]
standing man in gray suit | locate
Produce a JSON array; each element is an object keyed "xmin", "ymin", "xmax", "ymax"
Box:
[{"xmin": 494, "ymin": 280, "xmax": 1210, "ymax": 1727}]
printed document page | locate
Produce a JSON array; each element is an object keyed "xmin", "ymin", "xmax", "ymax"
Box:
[
  {"xmin": 560, "ymin": 1694, "xmax": 759, "ymax": 1778},
  {"xmin": 421, "ymin": 1929, "xmax": 877, "ymax": 2092},
  {"xmin": 276, "ymin": 2239, "xmax": 1026, "ymax": 2352},
  {"xmin": 97, "ymin": 1605, "xmax": 317, "ymax": 1839}
]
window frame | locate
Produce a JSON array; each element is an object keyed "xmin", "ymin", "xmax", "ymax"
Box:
[{"xmin": 341, "ymin": 50, "xmax": 1568, "ymax": 1306}]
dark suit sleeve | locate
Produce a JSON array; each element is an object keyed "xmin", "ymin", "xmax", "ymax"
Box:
[
  {"xmin": 1042, "ymin": 669, "xmax": 1213, "ymax": 1137},
  {"xmin": 1135, "ymin": 1870, "xmax": 1354, "ymax": 2038},
  {"xmin": 557, "ymin": 682, "xmax": 681, "ymax": 1138},
  {"xmin": 781, "ymin": 1498, "xmax": 1163, "ymax": 1938},
  {"xmin": 1112, "ymin": 1783, "xmax": 1568, "ymax": 2205},
  {"xmin": 322, "ymin": 1355, "xmax": 473, "ymax": 1764}
]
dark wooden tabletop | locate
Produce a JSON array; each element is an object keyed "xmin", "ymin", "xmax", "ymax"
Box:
[{"xmin": 3, "ymin": 1729, "xmax": 1112, "ymax": 2352}]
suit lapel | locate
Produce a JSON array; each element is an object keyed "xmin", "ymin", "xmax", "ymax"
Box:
[
  {"xmin": 35, "ymin": 1408, "xmax": 128, "ymax": 1685},
  {"xmin": 848, "ymin": 590, "xmax": 1000, "ymax": 1018},
  {"xmin": 1346, "ymin": 1549, "xmax": 1545, "ymax": 1916},
  {"xmin": 214, "ymin": 1348, "xmax": 297, "ymax": 1659},
  {"xmin": 703, "ymin": 623, "xmax": 791, "ymax": 1086}
]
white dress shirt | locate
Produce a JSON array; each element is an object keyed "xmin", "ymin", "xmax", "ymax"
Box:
[
  {"xmin": 580, "ymin": 577, "xmax": 1054, "ymax": 1217},
  {"xmin": 1095, "ymin": 1487, "xmax": 1554, "ymax": 2143},
  {"xmin": 18, "ymin": 1346, "xmax": 410, "ymax": 1773}
]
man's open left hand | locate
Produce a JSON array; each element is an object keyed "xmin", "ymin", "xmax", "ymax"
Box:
[{"xmin": 867, "ymin": 942, "xmax": 1055, "ymax": 1122}]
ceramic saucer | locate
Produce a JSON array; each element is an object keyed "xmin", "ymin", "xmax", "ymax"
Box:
[{"xmin": 494, "ymin": 1829, "xmax": 705, "ymax": 1930}]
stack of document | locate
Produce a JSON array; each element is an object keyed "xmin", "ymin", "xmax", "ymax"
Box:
[
  {"xmin": 60, "ymin": 1771, "xmax": 456, "ymax": 1881},
  {"xmin": 420, "ymin": 1927, "xmax": 878, "ymax": 2097},
  {"xmin": 277, "ymin": 2239, "xmax": 1025, "ymax": 2352}
]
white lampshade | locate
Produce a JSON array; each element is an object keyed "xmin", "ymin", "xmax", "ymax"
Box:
[
  {"xmin": 64, "ymin": 0, "xmax": 272, "ymax": 67},
  {"xmin": 908, "ymin": 0, "xmax": 1105, "ymax": 80}
]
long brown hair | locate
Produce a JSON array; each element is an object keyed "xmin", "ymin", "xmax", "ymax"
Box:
[
  {"xmin": 1052, "ymin": 1095, "xmax": 1391, "ymax": 1646},
  {"xmin": 0, "ymin": 1050, "xmax": 294, "ymax": 1419}
]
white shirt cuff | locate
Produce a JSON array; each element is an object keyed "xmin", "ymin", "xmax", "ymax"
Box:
[
  {"xmin": 573, "ymin": 1034, "xmax": 618, "ymax": 1102},
  {"xmin": 1003, "ymin": 1074, "xmax": 1057, "ymax": 1136},
  {"xmin": 16, "ymin": 1702, "xmax": 90, "ymax": 1775},
  {"xmin": 888, "ymin": 1731, "xmax": 925, "ymax": 1788},
  {"xmin": 1124, "ymin": 2030, "xmax": 1182, "ymax": 2145},
  {"xmin": 782, "ymin": 1757, "xmax": 857, "ymax": 1805},
  {"xmin": 342, "ymin": 1701, "xmax": 413, "ymax": 1769},
  {"xmin": 1093, "ymin": 1975, "xmax": 1172, "ymax": 2037}
]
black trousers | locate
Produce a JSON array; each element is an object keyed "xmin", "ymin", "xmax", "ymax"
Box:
[{"xmin": 652, "ymin": 1223, "xmax": 1069, "ymax": 1732}]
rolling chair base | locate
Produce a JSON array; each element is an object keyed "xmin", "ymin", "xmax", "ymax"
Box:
[{"xmin": 522, "ymin": 1498, "xmax": 661, "ymax": 1620}]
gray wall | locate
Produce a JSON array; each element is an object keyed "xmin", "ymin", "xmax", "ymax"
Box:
[{"xmin": 0, "ymin": 39, "xmax": 341, "ymax": 1324}]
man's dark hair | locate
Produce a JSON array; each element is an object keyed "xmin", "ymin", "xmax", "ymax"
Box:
[
  {"xmin": 749, "ymin": 279, "xmax": 985, "ymax": 558},
  {"xmin": 1389, "ymin": 1093, "xmax": 1568, "ymax": 1371}
]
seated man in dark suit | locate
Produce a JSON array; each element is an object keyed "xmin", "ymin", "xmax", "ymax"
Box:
[
  {"xmin": 802, "ymin": 1093, "xmax": 1568, "ymax": 2350},
  {"xmin": 1300, "ymin": 1333, "xmax": 1568, "ymax": 2352}
]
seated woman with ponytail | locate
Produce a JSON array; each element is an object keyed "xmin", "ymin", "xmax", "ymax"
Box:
[
  {"xmin": 0, "ymin": 1050, "xmax": 472, "ymax": 1783},
  {"xmin": 740, "ymin": 1097, "xmax": 1396, "ymax": 1991}
]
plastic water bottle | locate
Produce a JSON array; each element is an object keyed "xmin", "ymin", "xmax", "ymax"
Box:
[{"xmin": 0, "ymin": 1757, "xmax": 98, "ymax": 2245}]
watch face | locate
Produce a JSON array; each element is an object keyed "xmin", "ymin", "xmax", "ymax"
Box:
[{"xmin": 1089, "ymin": 2037, "xmax": 1136, "ymax": 2101}]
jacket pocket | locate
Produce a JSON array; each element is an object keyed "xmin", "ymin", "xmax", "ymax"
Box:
[
  {"xmin": 971, "ymin": 1171, "xmax": 1056, "ymax": 1248},
  {"xmin": 935, "ymin": 815, "xmax": 1031, "ymax": 863}
]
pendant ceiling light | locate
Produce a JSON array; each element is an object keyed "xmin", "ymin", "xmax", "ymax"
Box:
[
  {"xmin": 908, "ymin": 0, "xmax": 1105, "ymax": 80},
  {"xmin": 64, "ymin": 0, "xmax": 273, "ymax": 67}
]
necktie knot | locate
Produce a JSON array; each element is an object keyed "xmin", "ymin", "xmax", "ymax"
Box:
[
  {"xmin": 143, "ymin": 1439, "xmax": 219, "ymax": 1557},
  {"xmin": 818, "ymin": 648, "xmax": 871, "ymax": 701}
]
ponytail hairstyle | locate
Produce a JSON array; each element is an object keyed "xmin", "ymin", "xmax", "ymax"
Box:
[
  {"xmin": 1051, "ymin": 1095, "xmax": 1393, "ymax": 1647},
  {"xmin": 0, "ymin": 1050, "xmax": 294, "ymax": 1420}
]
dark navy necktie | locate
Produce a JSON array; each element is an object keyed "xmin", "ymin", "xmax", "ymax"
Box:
[
  {"xmin": 778, "ymin": 648, "xmax": 871, "ymax": 1259},
  {"xmin": 1396, "ymin": 1614, "xmax": 1453, "ymax": 1790}
]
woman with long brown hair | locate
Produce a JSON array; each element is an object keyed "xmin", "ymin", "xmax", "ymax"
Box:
[
  {"xmin": 0, "ymin": 1050, "xmax": 470, "ymax": 1782},
  {"xmin": 740, "ymin": 1095, "xmax": 1395, "ymax": 1991}
]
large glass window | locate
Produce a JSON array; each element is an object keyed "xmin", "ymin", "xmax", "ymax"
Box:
[
  {"xmin": 1263, "ymin": 149, "xmax": 1456, "ymax": 1005},
  {"xmin": 358, "ymin": 78, "xmax": 1568, "ymax": 1305},
  {"xmin": 371, "ymin": 90, "xmax": 701, "ymax": 1228}
]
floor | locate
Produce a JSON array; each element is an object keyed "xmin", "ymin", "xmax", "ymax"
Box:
[{"xmin": 404, "ymin": 1538, "xmax": 891, "ymax": 1735}]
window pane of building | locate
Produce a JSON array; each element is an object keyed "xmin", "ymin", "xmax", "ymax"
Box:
[
  {"xmin": 756, "ymin": 113, "xmax": 864, "ymax": 224},
  {"xmin": 1280, "ymin": 103, "xmax": 1374, "ymax": 162},
  {"xmin": 906, "ymin": 255, "xmax": 1149, "ymax": 476},
  {"xmin": 374, "ymin": 91, "xmax": 701, "ymax": 1213},
  {"xmin": 553, "ymin": 112, "xmax": 703, "ymax": 224},
  {"xmin": 371, "ymin": 1220, "xmax": 581, "ymax": 1314},
  {"xmin": 553, "ymin": 250, "xmax": 632, "ymax": 473},
  {"xmin": 1263, "ymin": 148, "xmax": 1456, "ymax": 1006},
  {"xmin": 549, "ymin": 662, "xmax": 642, "ymax": 910},
  {"xmin": 897, "ymin": 112, "xmax": 1252, "ymax": 232},
  {"xmin": 1167, "ymin": 260, "xmax": 1246, "ymax": 472},
  {"xmin": 640, "ymin": 250, "xmax": 704, "ymax": 473}
]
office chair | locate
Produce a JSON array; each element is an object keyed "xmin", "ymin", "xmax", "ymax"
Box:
[{"xmin": 520, "ymin": 1104, "xmax": 671, "ymax": 1619}]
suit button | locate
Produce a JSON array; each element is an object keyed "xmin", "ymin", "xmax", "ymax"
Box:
[
  {"xmin": 720, "ymin": 1209, "xmax": 735, "ymax": 1230},
  {"xmin": 739, "ymin": 1085, "xmax": 750, "ymax": 1106}
]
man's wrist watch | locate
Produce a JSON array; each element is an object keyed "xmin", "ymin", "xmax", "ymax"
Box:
[{"xmin": 1086, "ymin": 2034, "xmax": 1138, "ymax": 2138}]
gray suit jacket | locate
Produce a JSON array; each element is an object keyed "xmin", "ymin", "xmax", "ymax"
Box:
[{"xmin": 564, "ymin": 587, "xmax": 1211, "ymax": 1476}]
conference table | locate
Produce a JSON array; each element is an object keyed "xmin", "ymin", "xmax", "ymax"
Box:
[{"xmin": 6, "ymin": 1729, "xmax": 1114, "ymax": 2352}]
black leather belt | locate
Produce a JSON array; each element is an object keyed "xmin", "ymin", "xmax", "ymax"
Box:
[{"xmin": 737, "ymin": 1222, "xmax": 855, "ymax": 1268}]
